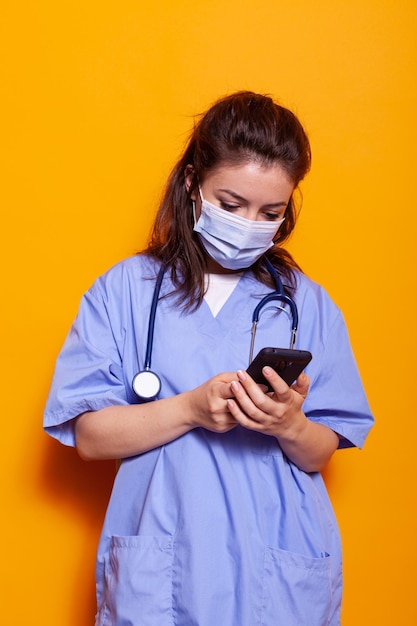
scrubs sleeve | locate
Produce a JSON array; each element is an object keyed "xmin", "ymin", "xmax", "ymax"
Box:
[
  {"xmin": 303, "ymin": 310, "xmax": 373, "ymax": 449},
  {"xmin": 43, "ymin": 287, "xmax": 128, "ymax": 447}
]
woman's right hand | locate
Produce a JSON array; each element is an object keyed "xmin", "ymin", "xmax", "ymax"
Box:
[
  {"xmin": 75, "ymin": 372, "xmax": 239, "ymax": 461},
  {"xmin": 184, "ymin": 372, "xmax": 239, "ymax": 433}
]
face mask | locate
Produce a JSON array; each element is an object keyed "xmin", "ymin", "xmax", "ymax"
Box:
[{"xmin": 193, "ymin": 191, "xmax": 285, "ymax": 270}]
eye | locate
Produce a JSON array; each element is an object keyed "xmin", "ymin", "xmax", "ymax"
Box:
[
  {"xmin": 263, "ymin": 211, "xmax": 283, "ymax": 221},
  {"xmin": 220, "ymin": 201, "xmax": 240, "ymax": 212}
]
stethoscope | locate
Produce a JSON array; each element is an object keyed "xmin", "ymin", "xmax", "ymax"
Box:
[{"xmin": 132, "ymin": 257, "xmax": 299, "ymax": 400}]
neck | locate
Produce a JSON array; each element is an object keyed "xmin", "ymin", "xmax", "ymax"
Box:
[{"xmin": 205, "ymin": 257, "xmax": 247, "ymax": 275}]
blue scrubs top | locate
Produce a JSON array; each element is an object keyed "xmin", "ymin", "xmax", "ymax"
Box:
[{"xmin": 44, "ymin": 254, "xmax": 373, "ymax": 626}]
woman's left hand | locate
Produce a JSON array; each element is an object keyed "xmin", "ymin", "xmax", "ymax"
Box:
[
  {"xmin": 227, "ymin": 367, "xmax": 339, "ymax": 472},
  {"xmin": 227, "ymin": 366, "xmax": 309, "ymax": 439}
]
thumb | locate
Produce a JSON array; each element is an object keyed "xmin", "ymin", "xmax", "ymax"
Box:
[{"xmin": 292, "ymin": 372, "xmax": 310, "ymax": 398}]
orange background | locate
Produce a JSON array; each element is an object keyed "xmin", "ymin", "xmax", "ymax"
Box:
[{"xmin": 1, "ymin": 1, "xmax": 416, "ymax": 624}]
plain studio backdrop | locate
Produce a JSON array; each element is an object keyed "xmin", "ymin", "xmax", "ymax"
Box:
[{"xmin": 1, "ymin": 1, "xmax": 416, "ymax": 624}]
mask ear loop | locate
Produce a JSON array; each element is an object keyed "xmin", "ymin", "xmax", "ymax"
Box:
[{"xmin": 189, "ymin": 173, "xmax": 202, "ymax": 226}]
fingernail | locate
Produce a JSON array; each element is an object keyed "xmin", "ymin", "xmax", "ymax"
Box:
[{"xmin": 237, "ymin": 370, "xmax": 247, "ymax": 381}]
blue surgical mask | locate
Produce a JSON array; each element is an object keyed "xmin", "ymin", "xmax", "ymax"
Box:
[{"xmin": 193, "ymin": 190, "xmax": 285, "ymax": 270}]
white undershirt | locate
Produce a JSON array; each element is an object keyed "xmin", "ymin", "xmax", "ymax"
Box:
[{"xmin": 203, "ymin": 272, "xmax": 243, "ymax": 317}]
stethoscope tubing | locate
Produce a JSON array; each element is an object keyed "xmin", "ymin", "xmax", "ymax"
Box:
[
  {"xmin": 249, "ymin": 257, "xmax": 298, "ymax": 361},
  {"xmin": 143, "ymin": 262, "xmax": 167, "ymax": 371},
  {"xmin": 134, "ymin": 257, "xmax": 299, "ymax": 399}
]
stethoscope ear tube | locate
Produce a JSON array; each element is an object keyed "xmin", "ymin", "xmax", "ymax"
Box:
[{"xmin": 249, "ymin": 258, "xmax": 298, "ymax": 362}]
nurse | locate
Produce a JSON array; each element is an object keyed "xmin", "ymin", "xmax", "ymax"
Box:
[{"xmin": 44, "ymin": 91, "xmax": 373, "ymax": 625}]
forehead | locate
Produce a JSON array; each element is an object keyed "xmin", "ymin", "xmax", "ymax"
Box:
[{"xmin": 202, "ymin": 161, "xmax": 294, "ymax": 198}]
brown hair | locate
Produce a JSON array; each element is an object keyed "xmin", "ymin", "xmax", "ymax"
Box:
[{"xmin": 144, "ymin": 91, "xmax": 311, "ymax": 309}]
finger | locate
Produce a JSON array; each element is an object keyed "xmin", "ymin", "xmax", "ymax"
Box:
[
  {"xmin": 229, "ymin": 379, "xmax": 270, "ymax": 423},
  {"xmin": 236, "ymin": 370, "xmax": 273, "ymax": 398},
  {"xmin": 215, "ymin": 374, "xmax": 242, "ymax": 400},
  {"xmin": 226, "ymin": 397, "xmax": 262, "ymax": 427},
  {"xmin": 291, "ymin": 372, "xmax": 310, "ymax": 398},
  {"xmin": 260, "ymin": 366, "xmax": 292, "ymax": 400},
  {"xmin": 227, "ymin": 392, "xmax": 276, "ymax": 432},
  {"xmin": 219, "ymin": 372, "xmax": 241, "ymax": 385},
  {"xmin": 234, "ymin": 372, "xmax": 274, "ymax": 407}
]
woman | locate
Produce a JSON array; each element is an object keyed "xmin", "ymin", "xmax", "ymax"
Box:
[{"xmin": 44, "ymin": 91, "xmax": 373, "ymax": 625}]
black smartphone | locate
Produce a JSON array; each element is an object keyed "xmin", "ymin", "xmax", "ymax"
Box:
[{"xmin": 246, "ymin": 347, "xmax": 312, "ymax": 390}]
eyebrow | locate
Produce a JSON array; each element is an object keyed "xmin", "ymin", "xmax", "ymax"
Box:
[{"xmin": 218, "ymin": 188, "xmax": 288, "ymax": 208}]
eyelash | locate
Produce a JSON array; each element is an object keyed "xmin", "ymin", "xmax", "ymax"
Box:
[
  {"xmin": 219, "ymin": 201, "xmax": 283, "ymax": 221},
  {"xmin": 264, "ymin": 212, "xmax": 281, "ymax": 221},
  {"xmin": 220, "ymin": 201, "xmax": 239, "ymax": 212}
]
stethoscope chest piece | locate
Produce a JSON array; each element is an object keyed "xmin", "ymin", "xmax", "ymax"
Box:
[{"xmin": 132, "ymin": 369, "xmax": 161, "ymax": 400}]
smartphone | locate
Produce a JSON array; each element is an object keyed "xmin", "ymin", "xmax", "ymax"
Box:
[{"xmin": 246, "ymin": 347, "xmax": 312, "ymax": 390}]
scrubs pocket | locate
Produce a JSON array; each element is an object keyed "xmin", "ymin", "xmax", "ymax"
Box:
[
  {"xmin": 101, "ymin": 535, "xmax": 174, "ymax": 626},
  {"xmin": 261, "ymin": 547, "xmax": 332, "ymax": 626}
]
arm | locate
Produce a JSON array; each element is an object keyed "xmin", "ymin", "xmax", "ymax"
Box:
[
  {"xmin": 75, "ymin": 372, "xmax": 239, "ymax": 461},
  {"xmin": 227, "ymin": 368, "xmax": 339, "ymax": 473}
]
